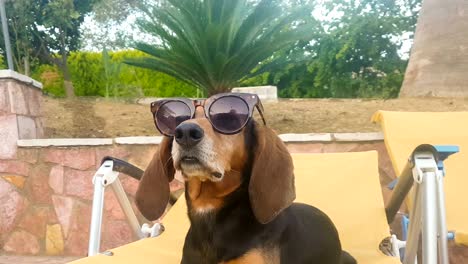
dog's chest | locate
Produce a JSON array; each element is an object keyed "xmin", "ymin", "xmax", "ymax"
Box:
[
  {"xmin": 218, "ymin": 248, "xmax": 280, "ymax": 264},
  {"xmin": 185, "ymin": 215, "xmax": 280, "ymax": 264}
]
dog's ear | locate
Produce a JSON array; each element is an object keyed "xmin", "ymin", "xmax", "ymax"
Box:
[
  {"xmin": 249, "ymin": 124, "xmax": 295, "ymax": 224},
  {"xmin": 136, "ymin": 136, "xmax": 175, "ymax": 221}
]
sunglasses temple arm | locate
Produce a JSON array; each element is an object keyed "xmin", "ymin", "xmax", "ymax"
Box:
[{"xmin": 256, "ymin": 105, "xmax": 267, "ymax": 125}]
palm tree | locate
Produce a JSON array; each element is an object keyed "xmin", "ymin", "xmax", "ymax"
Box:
[
  {"xmin": 126, "ymin": 0, "xmax": 315, "ymax": 96},
  {"xmin": 400, "ymin": 0, "xmax": 468, "ymax": 97}
]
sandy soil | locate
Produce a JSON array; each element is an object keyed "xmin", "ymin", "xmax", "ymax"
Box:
[{"xmin": 42, "ymin": 97, "xmax": 468, "ymax": 138}]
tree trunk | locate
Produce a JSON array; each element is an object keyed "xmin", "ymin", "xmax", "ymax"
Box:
[
  {"xmin": 24, "ymin": 56, "xmax": 30, "ymax": 76},
  {"xmin": 57, "ymin": 55, "xmax": 75, "ymax": 98},
  {"xmin": 400, "ymin": 0, "xmax": 468, "ymax": 97}
]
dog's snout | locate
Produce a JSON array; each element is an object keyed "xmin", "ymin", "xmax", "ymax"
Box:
[{"xmin": 175, "ymin": 123, "xmax": 204, "ymax": 147}]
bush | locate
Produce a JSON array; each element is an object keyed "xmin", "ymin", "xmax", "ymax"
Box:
[
  {"xmin": 31, "ymin": 64, "xmax": 65, "ymax": 97},
  {"xmin": 32, "ymin": 50, "xmax": 198, "ymax": 98}
]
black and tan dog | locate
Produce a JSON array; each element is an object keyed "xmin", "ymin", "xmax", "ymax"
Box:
[{"xmin": 135, "ymin": 95, "xmax": 356, "ymax": 264}]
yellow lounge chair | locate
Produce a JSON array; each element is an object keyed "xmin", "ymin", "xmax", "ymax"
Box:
[
  {"xmin": 373, "ymin": 111, "xmax": 468, "ymax": 246},
  {"xmin": 71, "ymin": 151, "xmax": 398, "ymax": 264}
]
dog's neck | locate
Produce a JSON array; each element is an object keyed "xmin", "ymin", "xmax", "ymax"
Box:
[
  {"xmin": 183, "ymin": 170, "xmax": 257, "ymax": 258},
  {"xmin": 185, "ymin": 170, "xmax": 244, "ymax": 215}
]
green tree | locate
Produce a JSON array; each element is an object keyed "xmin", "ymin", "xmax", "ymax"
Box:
[
  {"xmin": 0, "ymin": 0, "xmax": 38, "ymax": 75},
  {"xmin": 1, "ymin": 0, "xmax": 96, "ymax": 95},
  {"xmin": 127, "ymin": 0, "xmax": 317, "ymax": 96},
  {"xmin": 31, "ymin": 0, "xmax": 97, "ymax": 97},
  {"xmin": 80, "ymin": 0, "xmax": 147, "ymax": 50},
  {"xmin": 250, "ymin": 0, "xmax": 421, "ymax": 98}
]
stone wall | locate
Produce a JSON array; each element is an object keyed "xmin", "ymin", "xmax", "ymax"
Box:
[
  {"xmin": 0, "ymin": 134, "xmax": 395, "ymax": 256},
  {"xmin": 0, "ymin": 70, "xmax": 44, "ymax": 160}
]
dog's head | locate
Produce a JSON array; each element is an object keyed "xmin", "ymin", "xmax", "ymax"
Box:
[{"xmin": 136, "ymin": 97, "xmax": 295, "ymax": 224}]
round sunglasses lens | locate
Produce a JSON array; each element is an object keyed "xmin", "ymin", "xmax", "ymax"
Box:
[
  {"xmin": 156, "ymin": 101, "xmax": 191, "ymax": 135},
  {"xmin": 209, "ymin": 96, "xmax": 249, "ymax": 133}
]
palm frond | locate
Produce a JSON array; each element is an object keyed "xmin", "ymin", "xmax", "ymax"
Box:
[{"xmin": 127, "ymin": 0, "xmax": 316, "ymax": 95}]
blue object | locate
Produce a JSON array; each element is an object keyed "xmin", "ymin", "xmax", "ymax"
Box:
[
  {"xmin": 400, "ymin": 215, "xmax": 410, "ymax": 261},
  {"xmin": 387, "ymin": 179, "xmax": 398, "ymax": 190},
  {"xmin": 402, "ymin": 215, "xmax": 410, "ymax": 241},
  {"xmin": 434, "ymin": 145, "xmax": 459, "ymax": 175},
  {"xmin": 448, "ymin": 231, "xmax": 455, "ymax": 241}
]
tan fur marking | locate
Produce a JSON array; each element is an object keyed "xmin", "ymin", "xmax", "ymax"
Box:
[
  {"xmin": 188, "ymin": 170, "xmax": 242, "ymax": 211},
  {"xmin": 220, "ymin": 248, "xmax": 279, "ymax": 264}
]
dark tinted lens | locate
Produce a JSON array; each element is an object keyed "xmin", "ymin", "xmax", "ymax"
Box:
[
  {"xmin": 156, "ymin": 101, "xmax": 191, "ymax": 136},
  {"xmin": 209, "ymin": 96, "xmax": 249, "ymax": 133}
]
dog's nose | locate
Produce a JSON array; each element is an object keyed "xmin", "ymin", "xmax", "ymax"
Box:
[{"xmin": 174, "ymin": 123, "xmax": 204, "ymax": 147}]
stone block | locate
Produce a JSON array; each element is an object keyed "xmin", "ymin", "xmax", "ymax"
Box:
[
  {"xmin": 26, "ymin": 88, "xmax": 42, "ymax": 117},
  {"xmin": 52, "ymin": 195, "xmax": 74, "ymax": 239},
  {"xmin": 101, "ymin": 219, "xmax": 134, "ymax": 252},
  {"xmin": 95, "ymin": 146, "xmax": 130, "ymax": 169},
  {"xmin": 322, "ymin": 142, "xmax": 361, "ymax": 153},
  {"xmin": 35, "ymin": 117, "xmax": 45, "ymax": 138},
  {"xmin": 0, "ymin": 70, "xmax": 43, "ymax": 89},
  {"xmin": 65, "ymin": 202, "xmax": 91, "ymax": 256},
  {"xmin": 332, "ymin": 132, "xmax": 384, "ymax": 142},
  {"xmin": 28, "ymin": 164, "xmax": 52, "ymax": 204},
  {"xmin": 44, "ymin": 148, "xmax": 96, "ymax": 170},
  {"xmin": 64, "ymin": 169, "xmax": 94, "ymax": 200},
  {"xmin": 0, "ymin": 86, "xmax": 9, "ymax": 113},
  {"xmin": 0, "ymin": 160, "xmax": 30, "ymax": 176},
  {"xmin": 19, "ymin": 138, "xmax": 113, "ymax": 147},
  {"xmin": 231, "ymin": 86, "xmax": 278, "ymax": 102},
  {"xmin": 0, "ymin": 114, "xmax": 18, "ymax": 159},
  {"xmin": 3, "ymin": 230, "xmax": 40, "ymax": 255},
  {"xmin": 0, "ymin": 178, "xmax": 28, "ymax": 233},
  {"xmin": 286, "ymin": 143, "xmax": 324, "ymax": 153},
  {"xmin": 104, "ymin": 190, "xmax": 126, "ymax": 220},
  {"xmin": 18, "ymin": 207, "xmax": 50, "ymax": 239},
  {"xmin": 17, "ymin": 115, "xmax": 37, "ymax": 139},
  {"xmin": 7, "ymin": 81, "xmax": 29, "ymax": 115},
  {"xmin": 49, "ymin": 165, "xmax": 64, "ymax": 194},
  {"xmin": 17, "ymin": 148, "xmax": 39, "ymax": 164},
  {"xmin": 46, "ymin": 224, "xmax": 65, "ymax": 255},
  {"xmin": 114, "ymin": 136, "xmax": 162, "ymax": 145},
  {"xmin": 1, "ymin": 175, "xmax": 26, "ymax": 189},
  {"xmin": 121, "ymin": 176, "xmax": 139, "ymax": 196},
  {"xmin": 279, "ymin": 133, "xmax": 332, "ymax": 142}
]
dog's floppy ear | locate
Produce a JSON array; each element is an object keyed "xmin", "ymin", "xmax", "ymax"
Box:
[
  {"xmin": 249, "ymin": 124, "xmax": 295, "ymax": 224},
  {"xmin": 136, "ymin": 136, "xmax": 175, "ymax": 221}
]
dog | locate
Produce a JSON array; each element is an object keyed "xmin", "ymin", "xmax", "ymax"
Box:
[{"xmin": 135, "ymin": 93, "xmax": 356, "ymax": 264}]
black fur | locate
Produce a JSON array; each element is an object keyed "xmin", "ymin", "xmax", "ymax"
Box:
[{"xmin": 181, "ymin": 121, "xmax": 356, "ymax": 264}]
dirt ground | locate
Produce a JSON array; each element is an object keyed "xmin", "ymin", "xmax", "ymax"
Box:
[{"xmin": 42, "ymin": 97, "xmax": 468, "ymax": 138}]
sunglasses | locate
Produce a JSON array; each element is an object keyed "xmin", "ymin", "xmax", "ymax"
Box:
[{"xmin": 150, "ymin": 93, "xmax": 266, "ymax": 137}]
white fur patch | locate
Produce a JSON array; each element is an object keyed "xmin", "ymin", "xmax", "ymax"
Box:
[
  {"xmin": 194, "ymin": 204, "xmax": 216, "ymax": 214},
  {"xmin": 172, "ymin": 137, "xmax": 225, "ymax": 180}
]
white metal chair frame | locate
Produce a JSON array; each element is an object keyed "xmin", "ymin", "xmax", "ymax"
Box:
[
  {"xmin": 87, "ymin": 159, "xmax": 164, "ymax": 256},
  {"xmin": 386, "ymin": 144, "xmax": 458, "ymax": 264}
]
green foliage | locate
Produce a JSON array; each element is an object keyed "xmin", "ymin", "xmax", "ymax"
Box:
[
  {"xmin": 35, "ymin": 0, "xmax": 96, "ymax": 55},
  {"xmin": 67, "ymin": 51, "xmax": 105, "ymax": 96},
  {"xmin": 32, "ymin": 50, "xmax": 197, "ymax": 98},
  {"xmin": 29, "ymin": 0, "xmax": 421, "ymax": 99},
  {"xmin": 243, "ymin": 0, "xmax": 420, "ymax": 98},
  {"xmin": 31, "ymin": 64, "xmax": 65, "ymax": 97},
  {"xmin": 1, "ymin": 0, "xmax": 39, "ymax": 74},
  {"xmin": 128, "ymin": 0, "xmax": 317, "ymax": 95}
]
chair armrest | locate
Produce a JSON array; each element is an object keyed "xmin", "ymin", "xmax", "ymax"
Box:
[{"xmin": 101, "ymin": 156, "xmax": 144, "ymax": 180}]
